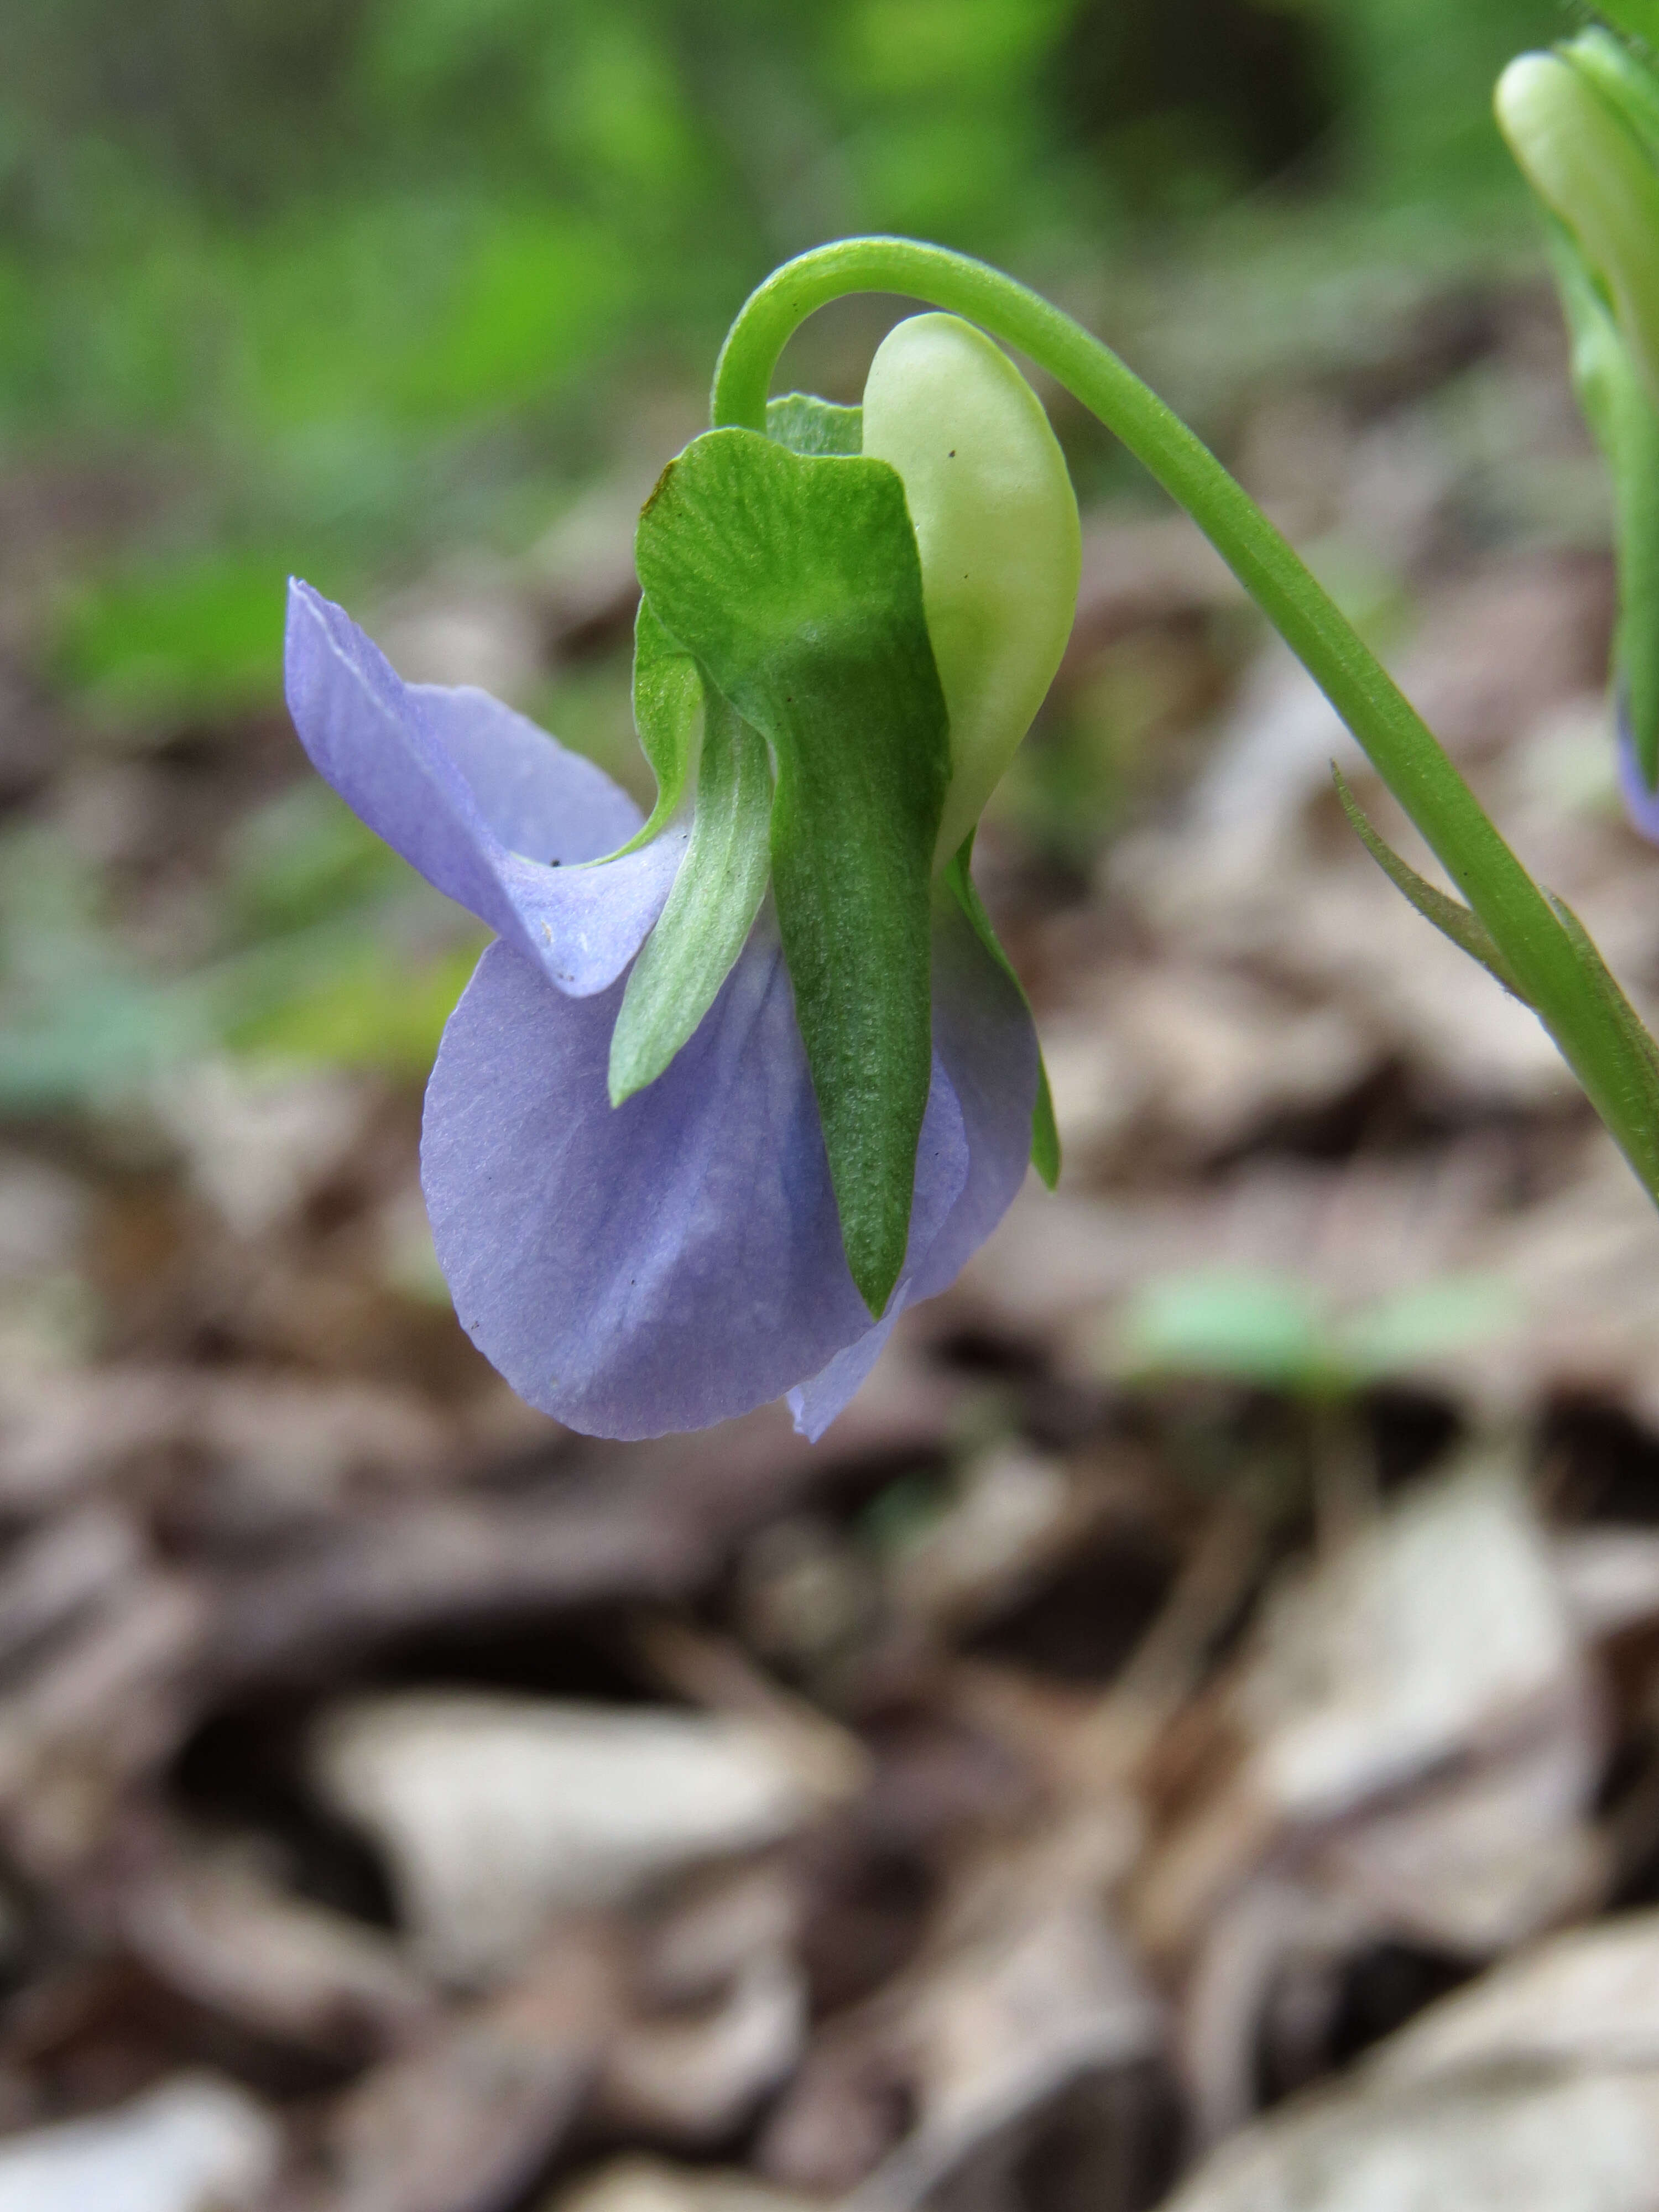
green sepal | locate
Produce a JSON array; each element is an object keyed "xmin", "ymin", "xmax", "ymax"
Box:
[
  {"xmin": 1548, "ymin": 220, "xmax": 1659, "ymax": 785},
  {"xmin": 1333, "ymin": 767, "xmax": 1531, "ymax": 1003},
  {"xmin": 635, "ymin": 426, "xmax": 950, "ymax": 1317},
  {"xmin": 617, "ymin": 597, "xmax": 703, "ymax": 853},
  {"xmin": 766, "ymin": 393, "xmax": 863, "ymax": 455},
  {"xmin": 941, "ymin": 832, "xmax": 1061, "ymax": 1189},
  {"xmin": 608, "ymin": 685, "xmax": 773, "ymax": 1104}
]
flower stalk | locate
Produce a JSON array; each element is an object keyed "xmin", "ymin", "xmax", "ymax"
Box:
[{"xmin": 713, "ymin": 236, "xmax": 1659, "ymax": 1207}]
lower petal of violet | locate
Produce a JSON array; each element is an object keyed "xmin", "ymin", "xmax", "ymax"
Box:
[
  {"xmin": 421, "ymin": 910, "xmax": 973, "ymax": 1439},
  {"xmin": 786, "ymin": 891, "xmax": 1039, "ymax": 1439}
]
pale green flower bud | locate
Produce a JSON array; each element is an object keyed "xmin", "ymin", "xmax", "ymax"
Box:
[
  {"xmin": 1496, "ymin": 51, "xmax": 1659, "ymax": 409},
  {"xmin": 861, "ymin": 313, "xmax": 1081, "ymax": 866}
]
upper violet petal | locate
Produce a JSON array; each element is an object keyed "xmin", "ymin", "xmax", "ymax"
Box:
[
  {"xmin": 411, "ymin": 680, "xmax": 644, "ymax": 862},
  {"xmin": 421, "ymin": 912, "xmax": 967, "ymax": 1441},
  {"xmin": 285, "ymin": 578, "xmax": 683, "ymax": 995},
  {"xmin": 787, "ymin": 892, "xmax": 1038, "ymax": 1441}
]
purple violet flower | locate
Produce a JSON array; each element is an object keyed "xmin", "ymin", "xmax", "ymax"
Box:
[
  {"xmin": 282, "ymin": 312, "xmax": 1079, "ymax": 1442},
  {"xmin": 284, "ymin": 580, "xmax": 1036, "ymax": 1440}
]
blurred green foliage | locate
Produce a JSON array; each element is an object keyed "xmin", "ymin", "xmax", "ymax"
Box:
[
  {"xmin": 0, "ymin": 0, "xmax": 1564, "ymax": 456},
  {"xmin": 1115, "ymin": 1267, "xmax": 1522, "ymax": 1399},
  {"xmin": 0, "ymin": 0, "xmax": 1579, "ymax": 1103},
  {"xmin": 0, "ymin": 0, "xmax": 1569, "ymax": 696}
]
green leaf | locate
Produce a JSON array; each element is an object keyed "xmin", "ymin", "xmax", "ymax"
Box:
[
  {"xmin": 766, "ymin": 393, "xmax": 863, "ymax": 455},
  {"xmin": 1548, "ymin": 221, "xmax": 1659, "ymax": 784},
  {"xmin": 623, "ymin": 596, "xmax": 704, "ymax": 849},
  {"xmin": 1119, "ymin": 1271, "xmax": 1333, "ymax": 1393},
  {"xmin": 609, "ymin": 685, "xmax": 773, "ymax": 1103},
  {"xmin": 1332, "ymin": 766, "xmax": 1531, "ymax": 1003},
  {"xmin": 636, "ymin": 426, "xmax": 949, "ymax": 1316},
  {"xmin": 1117, "ymin": 1267, "xmax": 1521, "ymax": 1397},
  {"xmin": 941, "ymin": 832, "xmax": 1060, "ymax": 1187}
]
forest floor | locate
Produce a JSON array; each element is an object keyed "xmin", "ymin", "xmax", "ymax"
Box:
[{"xmin": 5, "ymin": 259, "xmax": 1659, "ymax": 2211}]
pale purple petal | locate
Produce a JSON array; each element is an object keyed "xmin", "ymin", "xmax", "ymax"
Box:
[
  {"xmin": 421, "ymin": 909, "xmax": 969, "ymax": 1440},
  {"xmin": 408, "ymin": 680, "xmax": 640, "ymax": 863},
  {"xmin": 1619, "ymin": 703, "xmax": 1659, "ymax": 843},
  {"xmin": 787, "ymin": 894, "xmax": 1039, "ymax": 1441},
  {"xmin": 285, "ymin": 578, "xmax": 685, "ymax": 995},
  {"xmin": 786, "ymin": 1314, "xmax": 902, "ymax": 1442}
]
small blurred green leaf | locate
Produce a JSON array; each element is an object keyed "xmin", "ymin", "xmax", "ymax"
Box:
[
  {"xmin": 1117, "ymin": 1267, "xmax": 1522, "ymax": 1397},
  {"xmin": 226, "ymin": 936, "xmax": 484, "ymax": 1074},
  {"xmin": 51, "ymin": 553, "xmax": 291, "ymax": 727},
  {"xmin": 1119, "ymin": 1270, "xmax": 1333, "ymax": 1393}
]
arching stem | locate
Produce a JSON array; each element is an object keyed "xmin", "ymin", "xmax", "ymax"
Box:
[{"xmin": 713, "ymin": 237, "xmax": 1659, "ymax": 1203}]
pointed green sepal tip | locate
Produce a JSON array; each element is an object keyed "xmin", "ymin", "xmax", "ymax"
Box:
[{"xmin": 1030, "ymin": 1062, "xmax": 1061, "ymax": 1190}]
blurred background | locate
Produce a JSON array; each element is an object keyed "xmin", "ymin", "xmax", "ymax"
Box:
[{"xmin": 12, "ymin": 2, "xmax": 1659, "ymax": 2208}]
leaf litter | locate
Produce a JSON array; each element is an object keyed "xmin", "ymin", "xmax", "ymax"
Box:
[{"xmin": 7, "ymin": 265, "xmax": 1659, "ymax": 2212}]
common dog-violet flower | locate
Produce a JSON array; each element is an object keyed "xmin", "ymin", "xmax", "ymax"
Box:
[{"xmin": 285, "ymin": 311, "xmax": 1079, "ymax": 1441}]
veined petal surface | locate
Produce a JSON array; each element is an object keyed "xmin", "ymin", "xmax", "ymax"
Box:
[
  {"xmin": 285, "ymin": 579, "xmax": 685, "ymax": 995},
  {"xmin": 422, "ymin": 907, "xmax": 974, "ymax": 1439}
]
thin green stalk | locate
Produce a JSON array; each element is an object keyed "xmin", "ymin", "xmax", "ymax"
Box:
[{"xmin": 712, "ymin": 237, "xmax": 1659, "ymax": 1203}]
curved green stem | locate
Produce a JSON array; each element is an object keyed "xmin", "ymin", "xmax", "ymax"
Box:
[{"xmin": 713, "ymin": 236, "xmax": 1659, "ymax": 1203}]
